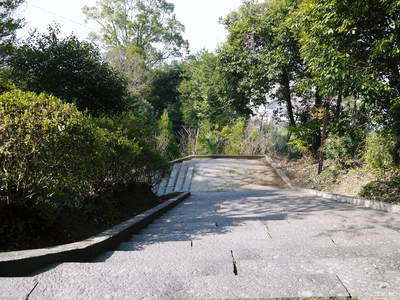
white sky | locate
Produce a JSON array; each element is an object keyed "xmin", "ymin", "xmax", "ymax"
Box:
[{"xmin": 18, "ymin": 0, "xmax": 244, "ymax": 53}]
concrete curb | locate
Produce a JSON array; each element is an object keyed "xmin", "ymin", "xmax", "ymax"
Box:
[
  {"xmin": 297, "ymin": 188, "xmax": 400, "ymax": 214},
  {"xmin": 0, "ymin": 192, "xmax": 190, "ymax": 277},
  {"xmin": 171, "ymin": 154, "xmax": 265, "ymax": 164},
  {"xmin": 264, "ymin": 156, "xmax": 294, "ymax": 189},
  {"xmin": 265, "ymin": 155, "xmax": 400, "ymax": 214}
]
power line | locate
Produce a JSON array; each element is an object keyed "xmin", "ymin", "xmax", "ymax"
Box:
[{"xmin": 28, "ymin": 2, "xmax": 98, "ymax": 33}]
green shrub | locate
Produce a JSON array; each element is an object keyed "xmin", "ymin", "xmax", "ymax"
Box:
[
  {"xmin": 9, "ymin": 27, "xmax": 129, "ymax": 114},
  {"xmin": 0, "ymin": 89, "xmax": 167, "ymax": 211},
  {"xmin": 264, "ymin": 124, "xmax": 291, "ymax": 156},
  {"xmin": 359, "ymin": 177, "xmax": 400, "ymax": 203},
  {"xmin": 221, "ymin": 118, "xmax": 246, "ymax": 155},
  {"xmin": 364, "ymin": 132, "xmax": 393, "ymax": 176},
  {"xmin": 322, "ymin": 135, "xmax": 356, "ymax": 169},
  {"xmin": 288, "ymin": 119, "xmax": 321, "ymax": 156},
  {"xmin": 156, "ymin": 110, "xmax": 179, "ymax": 160},
  {"xmin": 196, "ymin": 120, "xmax": 224, "ymax": 154},
  {"xmin": 0, "ymin": 89, "xmax": 96, "ymax": 208}
]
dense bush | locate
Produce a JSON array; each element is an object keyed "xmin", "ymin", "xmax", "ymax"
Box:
[
  {"xmin": 322, "ymin": 135, "xmax": 357, "ymax": 169},
  {"xmin": 196, "ymin": 120, "xmax": 224, "ymax": 154},
  {"xmin": 364, "ymin": 132, "xmax": 394, "ymax": 176},
  {"xmin": 0, "ymin": 89, "xmax": 167, "ymax": 211},
  {"xmin": 360, "ymin": 177, "xmax": 400, "ymax": 203},
  {"xmin": 156, "ymin": 110, "xmax": 179, "ymax": 160},
  {"xmin": 220, "ymin": 118, "xmax": 246, "ymax": 155}
]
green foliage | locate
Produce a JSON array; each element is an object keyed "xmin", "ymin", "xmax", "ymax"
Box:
[
  {"xmin": 83, "ymin": 0, "xmax": 188, "ymax": 94},
  {"xmin": 322, "ymin": 135, "xmax": 356, "ymax": 169},
  {"xmin": 0, "ymin": 89, "xmax": 167, "ymax": 211},
  {"xmin": 360, "ymin": 177, "xmax": 400, "ymax": 203},
  {"xmin": 156, "ymin": 110, "xmax": 179, "ymax": 160},
  {"xmin": 363, "ymin": 132, "xmax": 394, "ymax": 176},
  {"xmin": 179, "ymin": 52, "xmax": 242, "ymax": 127},
  {"xmin": 220, "ymin": 0, "xmax": 308, "ymax": 126},
  {"xmin": 288, "ymin": 119, "xmax": 321, "ymax": 155},
  {"xmin": 263, "ymin": 123, "xmax": 291, "ymax": 156},
  {"xmin": 83, "ymin": 0, "xmax": 188, "ymax": 66},
  {"xmin": 9, "ymin": 26, "xmax": 130, "ymax": 114},
  {"xmin": 196, "ymin": 119, "xmax": 255, "ymax": 155},
  {"xmin": 0, "ymin": 0, "xmax": 24, "ymax": 68},
  {"xmin": 296, "ymin": 0, "xmax": 400, "ymax": 163},
  {"xmin": 220, "ymin": 118, "xmax": 246, "ymax": 155},
  {"xmin": 196, "ymin": 120, "xmax": 223, "ymax": 154},
  {"xmin": 147, "ymin": 63, "xmax": 184, "ymax": 126}
]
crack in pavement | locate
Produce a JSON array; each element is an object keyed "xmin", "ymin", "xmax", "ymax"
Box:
[
  {"xmin": 25, "ymin": 280, "xmax": 39, "ymax": 300},
  {"xmin": 265, "ymin": 222, "xmax": 273, "ymax": 239},
  {"xmin": 230, "ymin": 250, "xmax": 238, "ymax": 276},
  {"xmin": 336, "ymin": 274, "xmax": 352, "ymax": 298}
]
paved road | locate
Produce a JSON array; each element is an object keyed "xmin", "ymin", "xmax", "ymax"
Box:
[{"xmin": 2, "ymin": 159, "xmax": 400, "ymax": 299}]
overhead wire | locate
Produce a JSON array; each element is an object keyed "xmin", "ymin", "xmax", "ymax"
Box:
[{"xmin": 26, "ymin": 1, "xmax": 98, "ymax": 33}]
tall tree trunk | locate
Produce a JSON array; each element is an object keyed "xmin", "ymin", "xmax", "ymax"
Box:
[
  {"xmin": 391, "ymin": 106, "xmax": 400, "ymax": 165},
  {"xmin": 318, "ymin": 103, "xmax": 330, "ymax": 174},
  {"xmin": 335, "ymin": 87, "xmax": 343, "ymax": 120},
  {"xmin": 393, "ymin": 132, "xmax": 400, "ymax": 165},
  {"xmin": 388, "ymin": 62, "xmax": 400, "ymax": 165},
  {"xmin": 281, "ymin": 69, "xmax": 296, "ymax": 127},
  {"xmin": 311, "ymin": 87, "xmax": 322, "ymax": 156}
]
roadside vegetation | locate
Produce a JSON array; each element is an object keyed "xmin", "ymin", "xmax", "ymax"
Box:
[{"xmin": 1, "ymin": 0, "xmax": 399, "ymax": 250}]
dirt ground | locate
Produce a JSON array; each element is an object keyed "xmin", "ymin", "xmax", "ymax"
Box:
[{"xmin": 272, "ymin": 155, "xmax": 376, "ymax": 197}]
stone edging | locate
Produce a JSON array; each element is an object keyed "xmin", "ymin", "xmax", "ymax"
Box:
[
  {"xmin": 265, "ymin": 155, "xmax": 400, "ymax": 214},
  {"xmin": 264, "ymin": 156, "xmax": 294, "ymax": 189},
  {"xmin": 171, "ymin": 154, "xmax": 265, "ymax": 164},
  {"xmin": 297, "ymin": 188, "xmax": 400, "ymax": 214},
  {"xmin": 0, "ymin": 192, "xmax": 190, "ymax": 277}
]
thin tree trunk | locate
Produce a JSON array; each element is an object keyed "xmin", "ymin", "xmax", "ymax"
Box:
[
  {"xmin": 312, "ymin": 87, "xmax": 322, "ymax": 156},
  {"xmin": 318, "ymin": 104, "xmax": 330, "ymax": 174},
  {"xmin": 335, "ymin": 88, "xmax": 343, "ymax": 120},
  {"xmin": 393, "ymin": 132, "xmax": 400, "ymax": 165},
  {"xmin": 391, "ymin": 108, "xmax": 400, "ymax": 165},
  {"xmin": 281, "ymin": 69, "xmax": 296, "ymax": 127}
]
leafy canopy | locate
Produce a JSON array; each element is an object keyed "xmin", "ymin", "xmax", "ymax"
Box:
[
  {"xmin": 0, "ymin": 0, "xmax": 24, "ymax": 67},
  {"xmin": 9, "ymin": 26, "xmax": 131, "ymax": 114}
]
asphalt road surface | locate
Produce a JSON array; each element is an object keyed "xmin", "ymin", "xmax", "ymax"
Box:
[{"xmin": 2, "ymin": 159, "xmax": 400, "ymax": 299}]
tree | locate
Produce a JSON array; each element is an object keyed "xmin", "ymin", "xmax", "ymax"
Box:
[
  {"xmin": 179, "ymin": 52, "xmax": 244, "ymax": 128},
  {"xmin": 0, "ymin": 0, "xmax": 24, "ymax": 67},
  {"xmin": 156, "ymin": 110, "xmax": 178, "ymax": 159},
  {"xmin": 297, "ymin": 0, "xmax": 400, "ymax": 164},
  {"xmin": 9, "ymin": 27, "xmax": 131, "ymax": 114},
  {"xmin": 83, "ymin": 0, "xmax": 188, "ymax": 94},
  {"xmin": 220, "ymin": 0, "xmax": 309, "ymax": 127},
  {"xmin": 147, "ymin": 62, "xmax": 184, "ymax": 127}
]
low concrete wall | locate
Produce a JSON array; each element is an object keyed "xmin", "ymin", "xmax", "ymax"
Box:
[
  {"xmin": 171, "ymin": 154, "xmax": 265, "ymax": 164},
  {"xmin": 265, "ymin": 155, "xmax": 400, "ymax": 214},
  {"xmin": 298, "ymin": 188, "xmax": 400, "ymax": 214},
  {"xmin": 264, "ymin": 156, "xmax": 293, "ymax": 189},
  {"xmin": 0, "ymin": 192, "xmax": 190, "ymax": 277}
]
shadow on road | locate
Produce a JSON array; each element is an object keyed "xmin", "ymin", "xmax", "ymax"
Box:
[{"xmin": 95, "ymin": 189, "xmax": 399, "ymax": 260}]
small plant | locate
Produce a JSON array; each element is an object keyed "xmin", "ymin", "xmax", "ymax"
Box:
[
  {"xmin": 360, "ymin": 177, "xmax": 400, "ymax": 203},
  {"xmin": 363, "ymin": 132, "xmax": 394, "ymax": 176},
  {"xmin": 221, "ymin": 118, "xmax": 246, "ymax": 155},
  {"xmin": 322, "ymin": 135, "xmax": 356, "ymax": 169},
  {"xmin": 196, "ymin": 120, "xmax": 224, "ymax": 154},
  {"xmin": 156, "ymin": 110, "xmax": 179, "ymax": 160}
]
